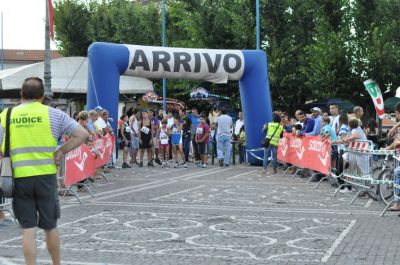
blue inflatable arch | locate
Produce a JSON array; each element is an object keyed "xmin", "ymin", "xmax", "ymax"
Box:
[{"xmin": 87, "ymin": 42, "xmax": 273, "ymax": 163}]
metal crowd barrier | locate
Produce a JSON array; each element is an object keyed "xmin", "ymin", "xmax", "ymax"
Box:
[
  {"xmin": 57, "ymin": 155, "xmax": 112, "ymax": 204},
  {"xmin": 380, "ymin": 154, "xmax": 400, "ymax": 216},
  {"xmin": 334, "ymin": 145, "xmax": 397, "ymax": 205}
]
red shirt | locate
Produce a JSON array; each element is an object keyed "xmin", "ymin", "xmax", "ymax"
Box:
[{"xmin": 195, "ymin": 123, "xmax": 210, "ymax": 143}]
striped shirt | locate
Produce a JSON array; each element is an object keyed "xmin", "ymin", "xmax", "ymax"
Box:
[{"xmin": 0, "ymin": 104, "xmax": 78, "ymax": 147}]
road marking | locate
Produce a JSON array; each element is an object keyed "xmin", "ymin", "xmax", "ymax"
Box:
[
  {"xmin": 4, "ymin": 258, "xmax": 127, "ymax": 265},
  {"xmin": 321, "ymin": 219, "xmax": 357, "ymax": 262},
  {"xmin": 90, "ymin": 168, "xmax": 228, "ymax": 202},
  {"xmin": 151, "ymin": 185, "xmax": 205, "ymax": 201},
  {"xmin": 227, "ymin": 170, "xmax": 258, "ymax": 180},
  {"xmin": 0, "ymin": 257, "xmax": 19, "ymax": 265},
  {"xmin": 85, "ymin": 201, "xmax": 384, "ymax": 216}
]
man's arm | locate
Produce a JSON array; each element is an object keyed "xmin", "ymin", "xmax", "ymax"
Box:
[
  {"xmin": 55, "ymin": 125, "xmax": 89, "ymax": 165},
  {"xmin": 388, "ymin": 123, "xmax": 400, "ymax": 137}
]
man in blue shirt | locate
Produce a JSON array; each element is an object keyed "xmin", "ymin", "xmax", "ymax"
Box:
[
  {"xmin": 306, "ymin": 107, "xmax": 323, "ymax": 136},
  {"xmin": 297, "ymin": 111, "xmax": 315, "ymax": 135}
]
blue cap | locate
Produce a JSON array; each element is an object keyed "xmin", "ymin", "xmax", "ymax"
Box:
[{"xmin": 94, "ymin": 106, "xmax": 103, "ymax": 112}]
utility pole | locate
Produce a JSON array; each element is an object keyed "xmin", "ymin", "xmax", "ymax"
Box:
[
  {"xmin": 256, "ymin": 0, "xmax": 260, "ymax": 50},
  {"xmin": 44, "ymin": 0, "xmax": 53, "ymax": 99},
  {"xmin": 162, "ymin": 0, "xmax": 167, "ymax": 115}
]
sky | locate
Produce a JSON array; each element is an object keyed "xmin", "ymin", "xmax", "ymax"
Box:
[{"xmin": 0, "ymin": 0, "xmax": 57, "ymax": 50}]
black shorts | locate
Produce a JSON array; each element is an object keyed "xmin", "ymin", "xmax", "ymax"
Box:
[
  {"xmin": 197, "ymin": 142, "xmax": 208, "ymax": 155},
  {"xmin": 13, "ymin": 174, "xmax": 60, "ymax": 230},
  {"xmin": 140, "ymin": 135, "xmax": 152, "ymax": 149},
  {"xmin": 122, "ymin": 140, "xmax": 131, "ymax": 148}
]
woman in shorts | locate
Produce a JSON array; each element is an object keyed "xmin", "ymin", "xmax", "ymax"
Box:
[
  {"xmin": 138, "ymin": 110, "xmax": 154, "ymax": 167},
  {"xmin": 171, "ymin": 115, "xmax": 187, "ymax": 168},
  {"xmin": 158, "ymin": 119, "xmax": 170, "ymax": 167}
]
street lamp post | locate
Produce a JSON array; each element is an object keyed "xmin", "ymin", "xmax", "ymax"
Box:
[{"xmin": 162, "ymin": 0, "xmax": 167, "ymax": 115}]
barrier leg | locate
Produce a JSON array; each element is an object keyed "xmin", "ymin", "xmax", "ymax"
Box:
[
  {"xmin": 81, "ymin": 183, "xmax": 95, "ymax": 198},
  {"xmin": 334, "ymin": 184, "xmax": 346, "ymax": 197},
  {"xmin": 380, "ymin": 200, "xmax": 395, "ymax": 217},
  {"xmin": 101, "ymin": 172, "xmax": 111, "ymax": 183},
  {"xmin": 350, "ymin": 190, "xmax": 364, "ymax": 205},
  {"xmin": 282, "ymin": 166, "xmax": 294, "ymax": 177},
  {"xmin": 61, "ymin": 186, "xmax": 84, "ymax": 204},
  {"xmin": 314, "ymin": 176, "xmax": 328, "ymax": 188},
  {"xmin": 290, "ymin": 168, "xmax": 303, "ymax": 181},
  {"xmin": 306, "ymin": 172, "xmax": 319, "ymax": 184}
]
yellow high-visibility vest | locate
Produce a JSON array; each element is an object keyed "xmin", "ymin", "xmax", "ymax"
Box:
[
  {"xmin": 266, "ymin": 122, "xmax": 283, "ymax": 146},
  {"xmin": 1, "ymin": 102, "xmax": 57, "ymax": 178}
]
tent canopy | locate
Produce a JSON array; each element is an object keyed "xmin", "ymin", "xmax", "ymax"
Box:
[
  {"xmin": 0, "ymin": 57, "xmax": 153, "ymax": 94},
  {"xmin": 384, "ymin": 97, "xmax": 400, "ymax": 112}
]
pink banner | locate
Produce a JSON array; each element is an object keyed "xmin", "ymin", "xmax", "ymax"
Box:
[{"xmin": 278, "ymin": 133, "xmax": 331, "ymax": 175}]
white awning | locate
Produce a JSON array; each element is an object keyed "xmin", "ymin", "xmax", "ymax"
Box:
[{"xmin": 0, "ymin": 57, "xmax": 153, "ymax": 94}]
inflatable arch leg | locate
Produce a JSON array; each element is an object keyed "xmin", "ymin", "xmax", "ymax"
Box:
[{"xmin": 87, "ymin": 42, "xmax": 272, "ymax": 164}]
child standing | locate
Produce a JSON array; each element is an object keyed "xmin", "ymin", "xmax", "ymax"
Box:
[{"xmin": 195, "ymin": 115, "xmax": 210, "ymax": 168}]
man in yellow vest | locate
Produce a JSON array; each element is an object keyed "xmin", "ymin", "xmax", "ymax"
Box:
[
  {"xmin": 262, "ymin": 114, "xmax": 284, "ymax": 174},
  {"xmin": 0, "ymin": 77, "xmax": 88, "ymax": 265}
]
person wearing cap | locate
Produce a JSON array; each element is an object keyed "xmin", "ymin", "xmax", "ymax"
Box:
[
  {"xmin": 306, "ymin": 107, "xmax": 323, "ymax": 136},
  {"xmin": 0, "ymin": 77, "xmax": 89, "ymax": 265}
]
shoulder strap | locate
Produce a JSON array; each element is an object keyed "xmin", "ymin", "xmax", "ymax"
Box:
[
  {"xmin": 268, "ymin": 123, "xmax": 280, "ymax": 140},
  {"xmin": 4, "ymin": 108, "xmax": 13, "ymax": 158}
]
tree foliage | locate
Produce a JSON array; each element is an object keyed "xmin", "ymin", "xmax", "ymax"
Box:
[{"xmin": 53, "ymin": 0, "xmax": 400, "ymax": 114}]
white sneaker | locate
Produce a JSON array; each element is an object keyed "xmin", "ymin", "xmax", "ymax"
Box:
[
  {"xmin": 339, "ymin": 188, "xmax": 353, "ymax": 194},
  {"xmin": 174, "ymin": 162, "xmax": 179, "ymax": 168},
  {"xmin": 201, "ymin": 164, "xmax": 207, "ymax": 168},
  {"xmin": 182, "ymin": 162, "xmax": 188, "ymax": 168}
]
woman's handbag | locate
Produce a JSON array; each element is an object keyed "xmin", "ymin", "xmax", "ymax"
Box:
[{"xmin": 0, "ymin": 108, "xmax": 14, "ymax": 198}]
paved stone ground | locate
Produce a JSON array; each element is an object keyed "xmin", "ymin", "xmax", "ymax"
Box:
[{"xmin": 1, "ymin": 161, "xmax": 400, "ymax": 265}]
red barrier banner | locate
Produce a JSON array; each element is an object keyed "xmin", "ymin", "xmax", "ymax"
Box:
[
  {"xmin": 94, "ymin": 134, "xmax": 113, "ymax": 168},
  {"xmin": 64, "ymin": 144, "xmax": 96, "ymax": 186},
  {"xmin": 64, "ymin": 134, "xmax": 114, "ymax": 186},
  {"xmin": 278, "ymin": 133, "xmax": 331, "ymax": 175}
]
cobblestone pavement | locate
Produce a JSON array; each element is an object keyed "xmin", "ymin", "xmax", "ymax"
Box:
[{"xmin": 1, "ymin": 162, "xmax": 400, "ymax": 265}]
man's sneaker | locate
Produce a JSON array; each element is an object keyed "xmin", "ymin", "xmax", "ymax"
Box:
[
  {"xmin": 148, "ymin": 161, "xmax": 155, "ymax": 167},
  {"xmin": 225, "ymin": 164, "xmax": 229, "ymax": 167},
  {"xmin": 201, "ymin": 163, "xmax": 207, "ymax": 168},
  {"xmin": 138, "ymin": 162, "xmax": 143, "ymax": 167},
  {"xmin": 122, "ymin": 163, "xmax": 131, "ymax": 168},
  {"xmin": 339, "ymin": 187, "xmax": 353, "ymax": 194},
  {"xmin": 272, "ymin": 168, "xmax": 278, "ymax": 174},
  {"xmin": 219, "ymin": 159, "xmax": 224, "ymax": 167},
  {"xmin": 155, "ymin": 158, "xmax": 162, "ymax": 165},
  {"xmin": 182, "ymin": 162, "xmax": 188, "ymax": 168},
  {"xmin": 174, "ymin": 162, "xmax": 179, "ymax": 168},
  {"xmin": 129, "ymin": 160, "xmax": 136, "ymax": 165}
]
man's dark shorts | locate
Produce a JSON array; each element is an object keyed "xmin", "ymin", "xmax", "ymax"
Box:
[{"xmin": 13, "ymin": 174, "xmax": 60, "ymax": 230}]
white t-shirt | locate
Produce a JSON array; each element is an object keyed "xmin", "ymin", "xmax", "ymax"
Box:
[
  {"xmin": 234, "ymin": 119, "xmax": 244, "ymax": 136},
  {"xmin": 330, "ymin": 115, "xmax": 340, "ymax": 133},
  {"xmin": 216, "ymin": 114, "xmax": 232, "ymax": 136},
  {"xmin": 129, "ymin": 115, "xmax": 139, "ymax": 134}
]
